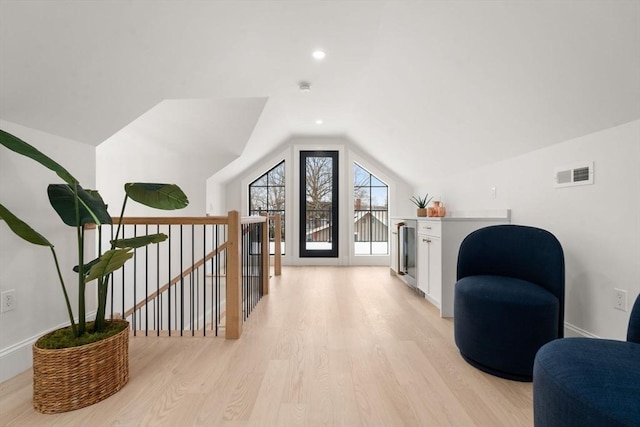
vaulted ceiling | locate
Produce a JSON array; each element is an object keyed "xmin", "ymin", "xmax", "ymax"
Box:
[{"xmin": 1, "ymin": 1, "xmax": 638, "ymax": 187}]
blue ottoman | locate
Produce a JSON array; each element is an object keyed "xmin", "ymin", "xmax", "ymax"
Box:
[
  {"xmin": 534, "ymin": 295, "xmax": 640, "ymax": 426},
  {"xmin": 533, "ymin": 338, "xmax": 640, "ymax": 426}
]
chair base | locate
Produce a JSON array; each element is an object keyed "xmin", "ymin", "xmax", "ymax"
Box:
[{"xmin": 460, "ymin": 352, "xmax": 532, "ymax": 382}]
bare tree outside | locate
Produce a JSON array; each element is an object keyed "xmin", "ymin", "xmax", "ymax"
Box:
[
  {"xmin": 305, "ymin": 156, "xmax": 333, "ymax": 211},
  {"xmin": 249, "ymin": 161, "xmax": 285, "ymax": 254},
  {"xmin": 354, "ymin": 163, "xmax": 370, "ymax": 209}
]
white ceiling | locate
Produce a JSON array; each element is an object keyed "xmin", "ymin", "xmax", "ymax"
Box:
[{"xmin": 1, "ymin": 1, "xmax": 638, "ymax": 186}]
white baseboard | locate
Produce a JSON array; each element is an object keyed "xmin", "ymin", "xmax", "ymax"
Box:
[
  {"xmin": 564, "ymin": 322, "xmax": 599, "ymax": 338},
  {"xmin": 0, "ymin": 317, "xmax": 600, "ymax": 383},
  {"xmin": 0, "ymin": 311, "xmax": 97, "ymax": 383},
  {"xmin": 0, "ymin": 334, "xmax": 37, "ymax": 383}
]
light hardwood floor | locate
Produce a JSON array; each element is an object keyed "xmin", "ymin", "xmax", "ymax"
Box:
[{"xmin": 0, "ymin": 266, "xmax": 533, "ymax": 426}]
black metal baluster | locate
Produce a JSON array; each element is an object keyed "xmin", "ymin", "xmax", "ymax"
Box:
[
  {"xmin": 133, "ymin": 224, "xmax": 137, "ymax": 334},
  {"xmin": 145, "ymin": 224, "xmax": 148, "ymax": 336},
  {"xmin": 191, "ymin": 224, "xmax": 195, "ymax": 336},
  {"xmin": 245, "ymin": 223, "xmax": 248, "ymax": 318},
  {"xmin": 215, "ymin": 224, "xmax": 219, "ymax": 335},
  {"xmin": 168, "ymin": 226, "xmax": 172, "ymax": 337},
  {"xmin": 176, "ymin": 224, "xmax": 184, "ymax": 336},
  {"xmin": 202, "ymin": 224, "xmax": 207, "ymax": 336},
  {"xmin": 121, "ymin": 225, "xmax": 128, "ymax": 335},
  {"xmin": 156, "ymin": 224, "xmax": 160, "ymax": 335},
  {"xmin": 109, "ymin": 225, "xmax": 114, "ymax": 319}
]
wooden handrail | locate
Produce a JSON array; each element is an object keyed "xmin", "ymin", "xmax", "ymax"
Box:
[
  {"xmin": 240, "ymin": 216, "xmax": 268, "ymax": 224},
  {"xmin": 123, "ymin": 241, "xmax": 229, "ymax": 319},
  {"xmin": 114, "ymin": 216, "xmax": 267, "ymax": 225}
]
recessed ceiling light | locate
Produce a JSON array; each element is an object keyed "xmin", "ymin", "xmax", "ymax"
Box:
[
  {"xmin": 315, "ymin": 119, "xmax": 323, "ymax": 125},
  {"xmin": 312, "ymin": 50, "xmax": 326, "ymax": 60}
]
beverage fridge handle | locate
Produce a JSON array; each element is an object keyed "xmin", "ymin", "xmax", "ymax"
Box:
[{"xmin": 397, "ymin": 223, "xmax": 404, "ymax": 275}]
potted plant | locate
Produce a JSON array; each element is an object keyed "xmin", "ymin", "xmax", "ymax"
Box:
[
  {"xmin": 0, "ymin": 129, "xmax": 189, "ymax": 413},
  {"xmin": 410, "ymin": 194, "xmax": 433, "ymax": 217}
]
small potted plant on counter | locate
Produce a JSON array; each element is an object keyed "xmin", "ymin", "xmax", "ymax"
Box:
[{"xmin": 411, "ymin": 194, "xmax": 433, "ymax": 217}]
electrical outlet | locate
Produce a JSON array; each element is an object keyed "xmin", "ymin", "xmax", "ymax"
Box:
[
  {"xmin": 614, "ymin": 288, "xmax": 628, "ymax": 312},
  {"xmin": 1, "ymin": 289, "xmax": 16, "ymax": 313}
]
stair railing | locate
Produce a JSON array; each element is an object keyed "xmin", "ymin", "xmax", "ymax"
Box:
[{"xmin": 102, "ymin": 211, "xmax": 270, "ymax": 339}]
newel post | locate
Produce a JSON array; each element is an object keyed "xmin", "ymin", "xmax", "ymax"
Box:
[
  {"xmin": 274, "ymin": 213, "xmax": 282, "ymax": 276},
  {"xmin": 226, "ymin": 210, "xmax": 242, "ymax": 339},
  {"xmin": 260, "ymin": 213, "xmax": 269, "ymax": 296}
]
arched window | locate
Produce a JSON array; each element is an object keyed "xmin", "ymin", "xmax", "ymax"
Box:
[
  {"xmin": 249, "ymin": 161, "xmax": 285, "ymax": 255},
  {"xmin": 353, "ymin": 163, "xmax": 388, "ymax": 255}
]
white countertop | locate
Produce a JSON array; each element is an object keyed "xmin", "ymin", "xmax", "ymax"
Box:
[{"xmin": 393, "ymin": 209, "xmax": 511, "ymax": 221}]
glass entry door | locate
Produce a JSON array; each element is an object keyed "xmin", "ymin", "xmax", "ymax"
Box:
[{"xmin": 299, "ymin": 151, "xmax": 338, "ymax": 257}]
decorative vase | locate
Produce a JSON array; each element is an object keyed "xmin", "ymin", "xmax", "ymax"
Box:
[
  {"xmin": 417, "ymin": 208, "xmax": 427, "ymax": 217},
  {"xmin": 433, "ymin": 201, "xmax": 446, "ymax": 217},
  {"xmin": 427, "ymin": 207, "xmax": 436, "ymax": 217},
  {"xmin": 32, "ymin": 320, "xmax": 130, "ymax": 414}
]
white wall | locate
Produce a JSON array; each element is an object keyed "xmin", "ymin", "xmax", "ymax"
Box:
[
  {"xmin": 222, "ymin": 136, "xmax": 413, "ymax": 266},
  {"xmin": 0, "ymin": 120, "xmax": 97, "ymax": 382},
  {"xmin": 96, "ymin": 133, "xmax": 206, "ymax": 217},
  {"xmin": 205, "ymin": 179, "xmax": 227, "ymax": 216},
  {"xmin": 427, "ymin": 120, "xmax": 640, "ymax": 340}
]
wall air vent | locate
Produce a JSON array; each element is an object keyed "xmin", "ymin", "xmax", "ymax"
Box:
[{"xmin": 554, "ymin": 162, "xmax": 594, "ymax": 188}]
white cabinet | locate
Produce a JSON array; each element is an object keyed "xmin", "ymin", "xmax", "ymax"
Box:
[
  {"xmin": 417, "ymin": 230, "xmax": 442, "ymax": 307},
  {"xmin": 389, "ymin": 218, "xmax": 403, "ymax": 275},
  {"xmin": 416, "ymin": 215, "xmax": 510, "ymax": 317}
]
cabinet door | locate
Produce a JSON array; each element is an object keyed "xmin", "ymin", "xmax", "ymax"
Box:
[
  {"xmin": 417, "ymin": 236, "xmax": 429, "ymax": 293},
  {"xmin": 427, "ymin": 237, "xmax": 442, "ymax": 304},
  {"xmin": 390, "ymin": 220, "xmax": 401, "ymax": 273}
]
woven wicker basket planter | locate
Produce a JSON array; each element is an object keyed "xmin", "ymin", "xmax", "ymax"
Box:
[{"xmin": 32, "ymin": 320, "xmax": 129, "ymax": 414}]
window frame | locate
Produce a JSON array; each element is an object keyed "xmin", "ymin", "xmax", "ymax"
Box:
[
  {"xmin": 299, "ymin": 150, "xmax": 339, "ymax": 258},
  {"xmin": 248, "ymin": 160, "xmax": 285, "ymax": 255},
  {"xmin": 353, "ymin": 162, "xmax": 389, "ymax": 256}
]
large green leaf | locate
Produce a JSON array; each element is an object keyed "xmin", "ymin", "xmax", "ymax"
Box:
[
  {"xmin": 0, "ymin": 203, "xmax": 53, "ymax": 247},
  {"xmin": 48, "ymin": 184, "xmax": 112, "ymax": 226},
  {"xmin": 73, "ymin": 257, "xmax": 102, "ymax": 275},
  {"xmin": 111, "ymin": 233, "xmax": 168, "ymax": 249},
  {"xmin": 84, "ymin": 189, "xmax": 107, "ymax": 208},
  {"xmin": 0, "ymin": 129, "xmax": 78, "ymax": 185},
  {"xmin": 124, "ymin": 183, "xmax": 189, "ymax": 210},
  {"xmin": 84, "ymin": 249, "xmax": 133, "ymax": 283}
]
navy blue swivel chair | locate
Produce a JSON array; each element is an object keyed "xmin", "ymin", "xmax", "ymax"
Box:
[
  {"xmin": 454, "ymin": 225, "xmax": 565, "ymax": 381},
  {"xmin": 533, "ymin": 295, "xmax": 640, "ymax": 426}
]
